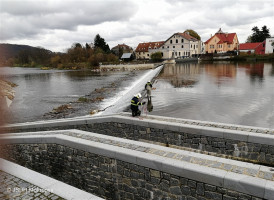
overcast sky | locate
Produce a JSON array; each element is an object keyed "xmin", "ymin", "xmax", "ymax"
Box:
[{"xmin": 0, "ymin": 0, "xmax": 273, "ymax": 52}]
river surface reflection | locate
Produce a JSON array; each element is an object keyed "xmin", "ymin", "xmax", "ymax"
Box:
[{"xmin": 151, "ymin": 62, "xmax": 274, "ymax": 129}]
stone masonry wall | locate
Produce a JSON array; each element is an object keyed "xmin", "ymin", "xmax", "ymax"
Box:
[
  {"xmin": 0, "ymin": 143, "xmax": 262, "ymax": 200},
  {"xmin": 82, "ymin": 122, "xmax": 274, "ymax": 165},
  {"xmin": 6, "ymin": 121, "xmax": 274, "ymax": 165}
]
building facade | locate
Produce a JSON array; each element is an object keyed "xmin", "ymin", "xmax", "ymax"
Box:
[
  {"xmin": 265, "ymin": 38, "xmax": 274, "ymax": 54},
  {"xmin": 204, "ymin": 28, "xmax": 239, "ymax": 53},
  {"xmin": 135, "ymin": 41, "xmax": 164, "ymax": 60},
  {"xmin": 149, "ymin": 32, "xmax": 202, "ymax": 59},
  {"xmin": 238, "ymin": 42, "xmax": 265, "ymax": 55}
]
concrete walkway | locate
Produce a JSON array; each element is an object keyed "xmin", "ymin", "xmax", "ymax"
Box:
[
  {"xmin": 0, "ymin": 159, "xmax": 103, "ymax": 200},
  {"xmin": 3, "ymin": 129, "xmax": 273, "ymax": 182}
]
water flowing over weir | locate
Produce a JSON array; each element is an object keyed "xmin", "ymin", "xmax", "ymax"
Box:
[{"xmin": 97, "ymin": 64, "xmax": 164, "ymax": 115}]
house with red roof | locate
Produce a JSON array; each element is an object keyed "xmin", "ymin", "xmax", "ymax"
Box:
[
  {"xmin": 204, "ymin": 28, "xmax": 239, "ymax": 53},
  {"xmin": 136, "ymin": 32, "xmax": 203, "ymax": 60},
  {"xmin": 135, "ymin": 41, "xmax": 164, "ymax": 60},
  {"xmin": 238, "ymin": 42, "xmax": 265, "ymax": 55}
]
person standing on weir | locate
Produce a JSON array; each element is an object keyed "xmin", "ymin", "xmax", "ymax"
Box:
[
  {"xmin": 131, "ymin": 93, "xmax": 146, "ymax": 117},
  {"xmin": 145, "ymin": 80, "xmax": 153, "ymax": 100}
]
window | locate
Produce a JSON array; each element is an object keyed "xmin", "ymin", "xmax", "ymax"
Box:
[
  {"xmin": 191, "ymin": 45, "xmax": 192, "ymax": 48},
  {"xmin": 162, "ymin": 46, "xmax": 164, "ymax": 49},
  {"xmin": 181, "ymin": 39, "xmax": 184, "ymax": 43},
  {"xmin": 210, "ymin": 45, "xmax": 214, "ymax": 49},
  {"xmin": 167, "ymin": 46, "xmax": 169, "ymax": 48},
  {"xmin": 181, "ymin": 45, "xmax": 184, "ymax": 48},
  {"xmin": 179, "ymin": 52, "xmax": 181, "ymax": 56},
  {"xmin": 176, "ymin": 39, "xmax": 178, "ymax": 43},
  {"xmin": 170, "ymin": 40, "xmax": 173, "ymax": 44},
  {"xmin": 173, "ymin": 46, "xmax": 175, "ymax": 48},
  {"xmin": 228, "ymin": 44, "xmax": 230, "ymax": 48},
  {"xmin": 147, "ymin": 54, "xmax": 149, "ymax": 56}
]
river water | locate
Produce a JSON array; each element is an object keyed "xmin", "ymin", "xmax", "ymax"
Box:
[
  {"xmin": 0, "ymin": 67, "xmax": 146, "ymax": 123},
  {"xmin": 151, "ymin": 62, "xmax": 274, "ymax": 129},
  {"xmin": 1, "ymin": 62, "xmax": 274, "ymax": 129}
]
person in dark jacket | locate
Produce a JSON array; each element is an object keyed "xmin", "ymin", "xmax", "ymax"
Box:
[
  {"xmin": 145, "ymin": 81, "xmax": 153, "ymax": 99},
  {"xmin": 131, "ymin": 93, "xmax": 146, "ymax": 117}
]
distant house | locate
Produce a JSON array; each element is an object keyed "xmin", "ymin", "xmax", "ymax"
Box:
[
  {"xmin": 238, "ymin": 42, "xmax": 265, "ymax": 55},
  {"xmin": 135, "ymin": 41, "xmax": 164, "ymax": 60},
  {"xmin": 204, "ymin": 28, "xmax": 239, "ymax": 53},
  {"xmin": 111, "ymin": 44, "xmax": 133, "ymax": 58},
  {"xmin": 150, "ymin": 32, "xmax": 203, "ymax": 59},
  {"xmin": 265, "ymin": 38, "xmax": 274, "ymax": 54},
  {"xmin": 121, "ymin": 53, "xmax": 134, "ymax": 61}
]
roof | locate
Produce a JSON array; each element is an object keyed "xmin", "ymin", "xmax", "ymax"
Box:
[
  {"xmin": 163, "ymin": 32, "xmax": 199, "ymax": 44},
  {"xmin": 177, "ymin": 32, "xmax": 198, "ymax": 41},
  {"xmin": 121, "ymin": 53, "xmax": 132, "ymax": 59},
  {"xmin": 239, "ymin": 43, "xmax": 262, "ymax": 50},
  {"xmin": 205, "ymin": 30, "xmax": 237, "ymax": 44},
  {"xmin": 135, "ymin": 41, "xmax": 165, "ymax": 52}
]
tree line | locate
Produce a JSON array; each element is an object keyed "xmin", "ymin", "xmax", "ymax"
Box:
[
  {"xmin": 6, "ymin": 34, "xmax": 119, "ymax": 69},
  {"xmin": 246, "ymin": 25, "xmax": 271, "ymax": 43}
]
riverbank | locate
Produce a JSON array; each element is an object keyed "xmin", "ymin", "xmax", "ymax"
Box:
[
  {"xmin": 199, "ymin": 53, "xmax": 274, "ymax": 62},
  {"xmin": 0, "ymin": 80, "xmax": 17, "ymax": 107}
]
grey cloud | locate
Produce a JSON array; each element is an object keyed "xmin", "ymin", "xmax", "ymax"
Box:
[{"xmin": 0, "ymin": 0, "xmax": 138, "ymax": 40}]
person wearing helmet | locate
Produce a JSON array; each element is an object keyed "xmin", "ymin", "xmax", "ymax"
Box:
[
  {"xmin": 131, "ymin": 93, "xmax": 146, "ymax": 117},
  {"xmin": 145, "ymin": 80, "xmax": 153, "ymax": 99}
]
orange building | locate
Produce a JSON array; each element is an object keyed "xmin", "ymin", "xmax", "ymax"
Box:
[{"xmin": 204, "ymin": 28, "xmax": 239, "ymax": 53}]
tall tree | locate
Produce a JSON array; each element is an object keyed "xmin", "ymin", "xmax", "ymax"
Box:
[
  {"xmin": 184, "ymin": 29, "xmax": 201, "ymax": 40},
  {"xmin": 94, "ymin": 34, "xmax": 110, "ymax": 53},
  {"xmin": 248, "ymin": 26, "xmax": 271, "ymax": 43}
]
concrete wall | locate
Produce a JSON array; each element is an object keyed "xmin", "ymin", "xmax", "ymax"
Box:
[
  {"xmin": 100, "ymin": 64, "xmax": 155, "ymax": 70},
  {"xmin": 1, "ymin": 130, "xmax": 273, "ymax": 199},
  {"xmin": 3, "ymin": 113, "xmax": 274, "ymax": 165}
]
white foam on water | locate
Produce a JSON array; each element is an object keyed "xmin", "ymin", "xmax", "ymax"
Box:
[{"xmin": 96, "ymin": 65, "xmax": 164, "ymax": 116}]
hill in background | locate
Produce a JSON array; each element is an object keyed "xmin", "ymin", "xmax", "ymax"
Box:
[{"xmin": 0, "ymin": 43, "xmax": 52, "ymax": 66}]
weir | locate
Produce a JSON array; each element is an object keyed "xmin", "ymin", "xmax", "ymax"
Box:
[
  {"xmin": 1, "ymin": 63, "xmax": 274, "ymax": 200},
  {"xmin": 97, "ymin": 64, "xmax": 164, "ymax": 115}
]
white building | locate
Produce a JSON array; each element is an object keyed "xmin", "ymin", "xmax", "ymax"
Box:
[
  {"xmin": 149, "ymin": 32, "xmax": 203, "ymax": 59},
  {"xmin": 265, "ymin": 37, "xmax": 274, "ymax": 54}
]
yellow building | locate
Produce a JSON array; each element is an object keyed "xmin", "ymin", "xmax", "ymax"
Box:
[{"xmin": 205, "ymin": 28, "xmax": 239, "ymax": 53}]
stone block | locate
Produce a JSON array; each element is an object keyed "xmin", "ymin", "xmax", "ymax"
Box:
[
  {"xmin": 223, "ymin": 195, "xmax": 237, "ymax": 200},
  {"xmin": 204, "ymin": 184, "xmax": 216, "ymax": 191},
  {"xmin": 188, "ymin": 180, "xmax": 197, "ymax": 188},
  {"xmin": 150, "ymin": 169, "xmax": 161, "ymax": 178},
  {"xmin": 181, "ymin": 186, "xmax": 191, "ymax": 195},
  {"xmin": 170, "ymin": 186, "xmax": 182, "ymax": 195},
  {"xmin": 196, "ymin": 183, "xmax": 204, "ymax": 195},
  {"xmin": 205, "ymin": 191, "xmax": 222, "ymax": 200},
  {"xmin": 170, "ymin": 177, "xmax": 180, "ymax": 186}
]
